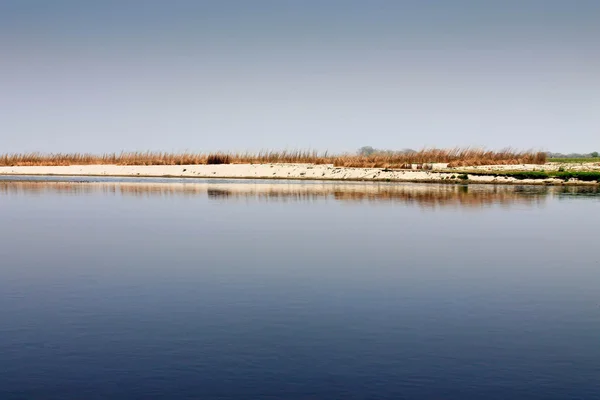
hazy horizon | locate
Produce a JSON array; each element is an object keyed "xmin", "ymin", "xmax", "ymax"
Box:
[{"xmin": 2, "ymin": 1, "xmax": 599, "ymax": 154}]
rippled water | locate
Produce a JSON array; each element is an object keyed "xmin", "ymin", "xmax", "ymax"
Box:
[{"xmin": 1, "ymin": 178, "xmax": 599, "ymax": 399}]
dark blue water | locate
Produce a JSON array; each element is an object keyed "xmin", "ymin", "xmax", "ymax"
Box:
[{"xmin": 1, "ymin": 179, "xmax": 599, "ymax": 399}]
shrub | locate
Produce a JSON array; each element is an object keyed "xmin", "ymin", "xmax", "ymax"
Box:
[{"xmin": 206, "ymin": 154, "xmax": 231, "ymax": 164}]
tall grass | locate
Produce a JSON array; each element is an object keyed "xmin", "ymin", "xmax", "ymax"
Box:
[
  {"xmin": 0, "ymin": 148, "xmax": 546, "ymax": 168},
  {"xmin": 334, "ymin": 148, "xmax": 546, "ymax": 168}
]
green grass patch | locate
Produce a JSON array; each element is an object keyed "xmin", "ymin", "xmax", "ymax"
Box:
[
  {"xmin": 463, "ymin": 170, "xmax": 600, "ymax": 182},
  {"xmin": 553, "ymin": 171, "xmax": 600, "ymax": 182},
  {"xmin": 549, "ymin": 158, "xmax": 600, "ymax": 163},
  {"xmin": 504, "ymin": 171, "xmax": 550, "ymax": 180}
]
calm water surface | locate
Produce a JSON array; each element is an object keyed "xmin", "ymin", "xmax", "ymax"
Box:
[{"xmin": 1, "ymin": 178, "xmax": 599, "ymax": 399}]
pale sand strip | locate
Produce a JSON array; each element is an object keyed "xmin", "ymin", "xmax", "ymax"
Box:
[{"xmin": 0, "ymin": 163, "xmax": 598, "ymax": 185}]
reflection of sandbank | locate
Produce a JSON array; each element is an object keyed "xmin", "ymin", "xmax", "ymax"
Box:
[{"xmin": 3, "ymin": 180, "xmax": 596, "ymax": 208}]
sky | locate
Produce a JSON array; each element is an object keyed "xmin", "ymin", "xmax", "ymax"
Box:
[{"xmin": 1, "ymin": 0, "xmax": 599, "ymax": 154}]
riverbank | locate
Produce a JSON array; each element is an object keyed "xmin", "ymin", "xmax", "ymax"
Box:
[{"xmin": 0, "ymin": 163, "xmax": 599, "ymax": 185}]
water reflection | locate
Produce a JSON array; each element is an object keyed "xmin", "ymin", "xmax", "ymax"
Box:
[{"xmin": 1, "ymin": 179, "xmax": 597, "ymax": 209}]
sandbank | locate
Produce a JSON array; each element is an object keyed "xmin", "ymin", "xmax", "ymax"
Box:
[{"xmin": 0, "ymin": 163, "xmax": 599, "ymax": 185}]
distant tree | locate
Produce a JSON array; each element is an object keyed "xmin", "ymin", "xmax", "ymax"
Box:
[
  {"xmin": 399, "ymin": 148, "xmax": 417, "ymax": 154},
  {"xmin": 358, "ymin": 146, "xmax": 376, "ymax": 156},
  {"xmin": 548, "ymin": 151, "xmax": 597, "ymax": 159}
]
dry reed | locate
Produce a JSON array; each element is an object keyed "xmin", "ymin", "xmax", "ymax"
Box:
[{"xmin": 0, "ymin": 148, "xmax": 546, "ymax": 168}]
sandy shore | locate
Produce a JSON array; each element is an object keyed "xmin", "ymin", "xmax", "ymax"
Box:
[{"xmin": 0, "ymin": 163, "xmax": 598, "ymax": 185}]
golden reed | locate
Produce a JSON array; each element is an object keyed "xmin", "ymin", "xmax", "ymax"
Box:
[{"xmin": 0, "ymin": 148, "xmax": 546, "ymax": 168}]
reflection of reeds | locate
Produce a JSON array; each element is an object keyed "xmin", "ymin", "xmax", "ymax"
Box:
[
  {"xmin": 330, "ymin": 187, "xmax": 548, "ymax": 209},
  {"xmin": 0, "ymin": 148, "xmax": 546, "ymax": 168},
  {"xmin": 2, "ymin": 181, "xmax": 588, "ymax": 209}
]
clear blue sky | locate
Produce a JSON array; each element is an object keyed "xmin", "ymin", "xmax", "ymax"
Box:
[{"xmin": 1, "ymin": 0, "xmax": 598, "ymax": 153}]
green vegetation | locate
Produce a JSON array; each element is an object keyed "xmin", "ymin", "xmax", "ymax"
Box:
[
  {"xmin": 549, "ymin": 158, "xmax": 600, "ymax": 163},
  {"xmin": 464, "ymin": 170, "xmax": 600, "ymax": 182},
  {"xmin": 554, "ymin": 171, "xmax": 600, "ymax": 182},
  {"xmin": 500, "ymin": 171, "xmax": 550, "ymax": 180}
]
